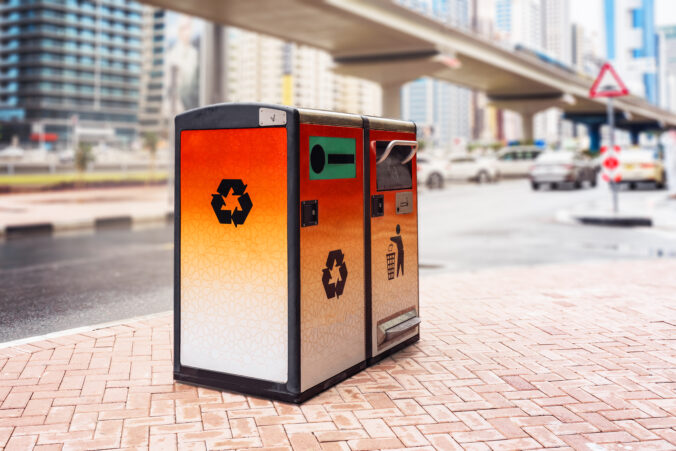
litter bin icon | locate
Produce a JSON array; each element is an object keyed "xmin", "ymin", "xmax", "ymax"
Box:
[
  {"xmin": 386, "ymin": 244, "xmax": 396, "ymax": 280},
  {"xmin": 174, "ymin": 103, "xmax": 419, "ymax": 403}
]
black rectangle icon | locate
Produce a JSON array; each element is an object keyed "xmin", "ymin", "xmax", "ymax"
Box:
[
  {"xmin": 301, "ymin": 199, "xmax": 318, "ymax": 227},
  {"xmin": 327, "ymin": 154, "xmax": 355, "ymax": 164}
]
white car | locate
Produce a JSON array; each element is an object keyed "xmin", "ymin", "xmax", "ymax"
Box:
[
  {"xmin": 496, "ymin": 146, "xmax": 543, "ymax": 178},
  {"xmin": 530, "ymin": 151, "xmax": 597, "ymax": 189},
  {"xmin": 446, "ymin": 155, "xmax": 498, "ymax": 183},
  {"xmin": 0, "ymin": 146, "xmax": 24, "ymax": 159},
  {"xmin": 416, "ymin": 156, "xmax": 447, "ymax": 189}
]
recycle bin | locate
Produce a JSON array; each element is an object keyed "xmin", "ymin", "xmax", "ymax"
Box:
[{"xmin": 174, "ymin": 103, "xmax": 419, "ymax": 402}]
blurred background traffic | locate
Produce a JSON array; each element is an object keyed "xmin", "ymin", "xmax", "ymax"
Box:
[{"xmin": 1, "ymin": 0, "xmax": 676, "ymax": 341}]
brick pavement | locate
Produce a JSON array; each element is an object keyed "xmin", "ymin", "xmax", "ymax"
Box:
[{"xmin": 0, "ymin": 259, "xmax": 675, "ymax": 450}]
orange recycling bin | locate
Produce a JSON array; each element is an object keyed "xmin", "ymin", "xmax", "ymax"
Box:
[{"xmin": 174, "ymin": 103, "xmax": 419, "ymax": 402}]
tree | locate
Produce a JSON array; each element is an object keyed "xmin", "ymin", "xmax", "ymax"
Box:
[
  {"xmin": 142, "ymin": 131, "xmax": 159, "ymax": 183},
  {"xmin": 75, "ymin": 142, "xmax": 93, "ymax": 174}
]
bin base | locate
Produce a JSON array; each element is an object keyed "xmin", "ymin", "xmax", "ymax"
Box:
[{"xmin": 174, "ymin": 333, "xmax": 420, "ymax": 403}]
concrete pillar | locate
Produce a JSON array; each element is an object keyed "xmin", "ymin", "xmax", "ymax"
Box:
[
  {"xmin": 629, "ymin": 128, "xmax": 640, "ymax": 145},
  {"xmin": 382, "ymin": 83, "xmax": 403, "ymax": 118},
  {"xmin": 200, "ymin": 23, "xmax": 227, "ymax": 106},
  {"xmin": 521, "ymin": 112, "xmax": 534, "ymax": 142},
  {"xmin": 586, "ymin": 123, "xmax": 601, "ymax": 153}
]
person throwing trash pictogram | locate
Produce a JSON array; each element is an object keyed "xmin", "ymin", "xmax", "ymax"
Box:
[{"xmin": 390, "ymin": 224, "xmax": 404, "ymax": 277}]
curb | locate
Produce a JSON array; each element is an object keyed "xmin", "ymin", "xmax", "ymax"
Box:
[
  {"xmin": 556, "ymin": 209, "xmax": 654, "ymax": 228},
  {"xmin": 0, "ymin": 310, "xmax": 172, "ymax": 352},
  {"xmin": 0, "ymin": 210, "xmax": 174, "ymax": 240},
  {"xmin": 574, "ymin": 214, "xmax": 653, "ymax": 227}
]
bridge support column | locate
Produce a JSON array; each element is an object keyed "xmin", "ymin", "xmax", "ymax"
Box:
[
  {"xmin": 586, "ymin": 123, "xmax": 601, "ymax": 153},
  {"xmin": 521, "ymin": 112, "xmax": 534, "ymax": 142},
  {"xmin": 200, "ymin": 23, "xmax": 227, "ymax": 105},
  {"xmin": 630, "ymin": 129, "xmax": 640, "ymax": 145},
  {"xmin": 382, "ymin": 83, "xmax": 403, "ymax": 119},
  {"xmin": 487, "ymin": 93, "xmax": 575, "ymax": 143}
]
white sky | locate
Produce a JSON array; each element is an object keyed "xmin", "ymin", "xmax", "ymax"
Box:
[{"xmin": 570, "ymin": 0, "xmax": 676, "ymax": 54}]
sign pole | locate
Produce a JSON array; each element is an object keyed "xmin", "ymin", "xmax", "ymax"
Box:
[{"xmin": 607, "ymin": 97, "xmax": 618, "ymax": 213}]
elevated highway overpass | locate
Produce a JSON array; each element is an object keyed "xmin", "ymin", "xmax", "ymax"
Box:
[{"xmin": 145, "ymin": 0, "xmax": 676, "ymax": 148}]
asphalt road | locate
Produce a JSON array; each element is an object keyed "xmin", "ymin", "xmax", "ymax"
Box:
[
  {"xmin": 418, "ymin": 180, "xmax": 676, "ymax": 273},
  {"xmin": 1, "ymin": 180, "xmax": 675, "ymax": 342}
]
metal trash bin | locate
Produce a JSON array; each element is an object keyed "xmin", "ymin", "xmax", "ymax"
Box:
[
  {"xmin": 174, "ymin": 103, "xmax": 419, "ymax": 402},
  {"xmin": 363, "ymin": 116, "xmax": 421, "ymax": 361}
]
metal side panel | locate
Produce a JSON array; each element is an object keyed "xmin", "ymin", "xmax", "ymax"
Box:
[
  {"xmin": 299, "ymin": 123, "xmax": 366, "ymax": 392},
  {"xmin": 179, "ymin": 126, "xmax": 289, "ymax": 383}
]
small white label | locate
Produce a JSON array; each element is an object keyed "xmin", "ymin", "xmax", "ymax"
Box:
[{"xmin": 259, "ymin": 108, "xmax": 287, "ymax": 127}]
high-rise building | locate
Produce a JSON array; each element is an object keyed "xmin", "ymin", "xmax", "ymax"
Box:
[
  {"xmin": 139, "ymin": 7, "xmax": 165, "ymax": 136},
  {"xmin": 0, "ymin": 0, "xmax": 143, "ymax": 147},
  {"xmin": 494, "ymin": 0, "xmax": 543, "ymax": 141},
  {"xmin": 218, "ymin": 26, "xmax": 380, "ymax": 116},
  {"xmin": 658, "ymin": 26, "xmax": 676, "ymax": 112},
  {"xmin": 495, "ymin": 0, "xmax": 544, "ymax": 51},
  {"xmin": 399, "ymin": 0, "xmax": 473, "ymax": 148},
  {"xmin": 604, "ymin": 0, "xmax": 658, "ymax": 104},
  {"xmin": 571, "ymin": 23, "xmax": 604, "ymax": 76},
  {"xmin": 542, "ymin": 0, "xmax": 570, "ymax": 65}
]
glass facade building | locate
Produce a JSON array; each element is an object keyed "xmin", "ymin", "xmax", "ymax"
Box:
[
  {"xmin": 0, "ymin": 0, "xmax": 143, "ymax": 147},
  {"xmin": 138, "ymin": 7, "xmax": 164, "ymax": 135},
  {"xmin": 604, "ymin": 0, "xmax": 658, "ymax": 104},
  {"xmin": 398, "ymin": 0, "xmax": 472, "ymax": 147}
]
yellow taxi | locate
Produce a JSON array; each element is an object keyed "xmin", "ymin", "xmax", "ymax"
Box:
[{"xmin": 620, "ymin": 147, "xmax": 666, "ymax": 189}]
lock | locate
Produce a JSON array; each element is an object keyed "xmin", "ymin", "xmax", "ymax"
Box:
[
  {"xmin": 301, "ymin": 199, "xmax": 318, "ymax": 227},
  {"xmin": 371, "ymin": 194, "xmax": 384, "ymax": 217}
]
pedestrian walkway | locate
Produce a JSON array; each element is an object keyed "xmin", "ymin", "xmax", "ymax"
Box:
[
  {"xmin": 1, "ymin": 259, "xmax": 675, "ymax": 450},
  {"xmin": 0, "ymin": 186, "xmax": 171, "ymax": 237}
]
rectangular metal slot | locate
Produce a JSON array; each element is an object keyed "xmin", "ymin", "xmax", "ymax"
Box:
[
  {"xmin": 371, "ymin": 194, "xmax": 384, "ymax": 217},
  {"xmin": 301, "ymin": 200, "xmax": 318, "ymax": 227},
  {"xmin": 395, "ymin": 191, "xmax": 413, "ymax": 215},
  {"xmin": 377, "ymin": 310, "xmax": 419, "ymax": 346}
]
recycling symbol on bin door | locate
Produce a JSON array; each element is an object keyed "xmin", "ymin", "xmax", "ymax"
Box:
[
  {"xmin": 211, "ymin": 179, "xmax": 253, "ymax": 227},
  {"xmin": 321, "ymin": 249, "xmax": 348, "ymax": 299}
]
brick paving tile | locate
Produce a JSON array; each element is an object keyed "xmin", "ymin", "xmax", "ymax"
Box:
[{"xmin": 0, "ymin": 259, "xmax": 674, "ymax": 450}]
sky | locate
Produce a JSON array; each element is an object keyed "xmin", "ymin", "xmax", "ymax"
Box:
[{"xmin": 570, "ymin": 0, "xmax": 676, "ymax": 55}]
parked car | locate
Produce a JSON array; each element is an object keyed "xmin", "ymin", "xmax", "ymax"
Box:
[
  {"xmin": 496, "ymin": 146, "xmax": 543, "ymax": 178},
  {"xmin": 529, "ymin": 150, "xmax": 596, "ymax": 190},
  {"xmin": 0, "ymin": 146, "xmax": 24, "ymax": 159},
  {"xmin": 446, "ymin": 155, "xmax": 499, "ymax": 183},
  {"xmin": 619, "ymin": 147, "xmax": 666, "ymax": 189},
  {"xmin": 416, "ymin": 156, "xmax": 446, "ymax": 189}
]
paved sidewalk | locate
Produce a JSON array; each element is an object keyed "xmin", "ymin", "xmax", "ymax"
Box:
[
  {"xmin": 1, "ymin": 259, "xmax": 675, "ymax": 450},
  {"xmin": 0, "ymin": 186, "xmax": 172, "ymax": 237}
]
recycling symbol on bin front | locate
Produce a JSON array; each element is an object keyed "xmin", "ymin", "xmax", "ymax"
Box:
[
  {"xmin": 322, "ymin": 249, "xmax": 348, "ymax": 299},
  {"xmin": 211, "ymin": 179, "xmax": 252, "ymax": 227}
]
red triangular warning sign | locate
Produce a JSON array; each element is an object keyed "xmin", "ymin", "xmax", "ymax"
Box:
[{"xmin": 590, "ymin": 63, "xmax": 629, "ymax": 98}]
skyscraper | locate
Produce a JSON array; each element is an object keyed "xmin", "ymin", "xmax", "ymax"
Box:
[
  {"xmin": 542, "ymin": 0, "xmax": 570, "ymax": 65},
  {"xmin": 658, "ymin": 26, "xmax": 676, "ymax": 112},
  {"xmin": 495, "ymin": 0, "xmax": 544, "ymax": 51},
  {"xmin": 604, "ymin": 0, "xmax": 658, "ymax": 104},
  {"xmin": 139, "ymin": 7, "xmax": 165, "ymax": 136},
  {"xmin": 209, "ymin": 26, "xmax": 381, "ymax": 116},
  {"xmin": 399, "ymin": 0, "xmax": 472, "ymax": 148},
  {"xmin": 0, "ymin": 0, "xmax": 144, "ymax": 147}
]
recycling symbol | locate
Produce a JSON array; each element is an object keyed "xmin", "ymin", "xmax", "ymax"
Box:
[
  {"xmin": 321, "ymin": 249, "xmax": 348, "ymax": 299},
  {"xmin": 211, "ymin": 179, "xmax": 252, "ymax": 227}
]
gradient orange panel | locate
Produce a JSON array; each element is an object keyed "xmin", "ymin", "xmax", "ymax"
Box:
[
  {"xmin": 299, "ymin": 123, "xmax": 365, "ymax": 391},
  {"xmin": 180, "ymin": 128, "xmax": 289, "ymax": 383}
]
